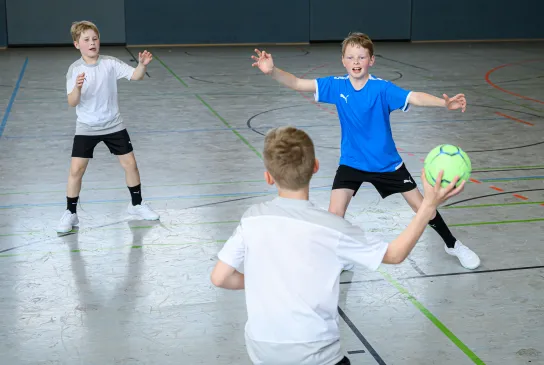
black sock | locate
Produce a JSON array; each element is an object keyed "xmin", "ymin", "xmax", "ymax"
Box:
[
  {"xmin": 67, "ymin": 196, "xmax": 79, "ymax": 214},
  {"xmin": 428, "ymin": 211, "xmax": 456, "ymax": 248},
  {"xmin": 128, "ymin": 184, "xmax": 142, "ymax": 206}
]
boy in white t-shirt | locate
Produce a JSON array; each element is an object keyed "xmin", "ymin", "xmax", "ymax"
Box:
[
  {"xmin": 57, "ymin": 20, "xmax": 158, "ymax": 233},
  {"xmin": 211, "ymin": 126, "xmax": 465, "ymax": 365}
]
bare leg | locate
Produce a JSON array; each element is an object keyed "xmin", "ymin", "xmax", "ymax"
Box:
[
  {"xmin": 328, "ymin": 188, "xmax": 355, "ymax": 218},
  {"xmin": 117, "ymin": 152, "xmax": 140, "ymax": 187},
  {"xmin": 67, "ymin": 157, "xmax": 90, "ymax": 197}
]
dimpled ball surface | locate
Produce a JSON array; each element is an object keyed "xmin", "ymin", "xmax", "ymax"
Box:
[{"xmin": 424, "ymin": 144, "xmax": 471, "ymax": 188}]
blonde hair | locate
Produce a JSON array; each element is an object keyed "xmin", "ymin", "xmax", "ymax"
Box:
[
  {"xmin": 263, "ymin": 126, "xmax": 316, "ymax": 190},
  {"xmin": 342, "ymin": 32, "xmax": 374, "ymax": 57},
  {"xmin": 70, "ymin": 21, "xmax": 100, "ymax": 42}
]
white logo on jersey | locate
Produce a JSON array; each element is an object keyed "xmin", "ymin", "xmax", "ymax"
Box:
[{"xmin": 340, "ymin": 94, "xmax": 349, "ymax": 103}]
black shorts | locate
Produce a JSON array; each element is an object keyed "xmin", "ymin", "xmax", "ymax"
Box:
[
  {"xmin": 71, "ymin": 129, "xmax": 133, "ymax": 158},
  {"xmin": 332, "ymin": 163, "xmax": 418, "ymax": 198},
  {"xmin": 336, "ymin": 357, "xmax": 350, "ymax": 365}
]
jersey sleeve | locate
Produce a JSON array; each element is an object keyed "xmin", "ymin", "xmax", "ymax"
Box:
[
  {"xmin": 217, "ymin": 223, "xmax": 245, "ymax": 273},
  {"xmin": 111, "ymin": 57, "xmax": 136, "ymax": 81},
  {"xmin": 335, "ymin": 223, "xmax": 389, "ymax": 271},
  {"xmin": 314, "ymin": 76, "xmax": 338, "ymax": 104},
  {"xmin": 66, "ymin": 68, "xmax": 76, "ymax": 95},
  {"xmin": 385, "ymin": 82, "xmax": 412, "ymax": 112}
]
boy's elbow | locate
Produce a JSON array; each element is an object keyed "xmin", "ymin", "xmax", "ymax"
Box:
[{"xmin": 210, "ymin": 272, "xmax": 225, "ymax": 288}]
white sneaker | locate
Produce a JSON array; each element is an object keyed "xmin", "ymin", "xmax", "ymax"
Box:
[
  {"xmin": 445, "ymin": 241, "xmax": 480, "ymax": 270},
  {"xmin": 57, "ymin": 210, "xmax": 79, "ymax": 233},
  {"xmin": 127, "ymin": 201, "xmax": 160, "ymax": 220}
]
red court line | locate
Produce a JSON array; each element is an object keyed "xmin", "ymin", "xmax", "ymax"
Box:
[
  {"xmin": 470, "ymin": 178, "xmax": 482, "ymax": 184},
  {"xmin": 513, "ymin": 194, "xmax": 529, "ymax": 200},
  {"xmin": 490, "ymin": 186, "xmax": 504, "ymax": 192},
  {"xmin": 495, "ymin": 112, "xmax": 534, "ymax": 126},
  {"xmin": 485, "ymin": 59, "xmax": 544, "ymax": 105}
]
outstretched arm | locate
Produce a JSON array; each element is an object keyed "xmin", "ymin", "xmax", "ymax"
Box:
[
  {"xmin": 252, "ymin": 49, "xmax": 315, "ymax": 92},
  {"xmin": 409, "ymin": 92, "xmax": 466, "ymax": 112},
  {"xmin": 131, "ymin": 50, "xmax": 153, "ymax": 81}
]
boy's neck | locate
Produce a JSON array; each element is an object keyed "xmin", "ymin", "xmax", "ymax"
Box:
[
  {"xmin": 277, "ymin": 187, "xmax": 309, "ymax": 200},
  {"xmin": 349, "ymin": 73, "xmax": 370, "ymax": 90},
  {"xmin": 82, "ymin": 54, "xmax": 99, "ymax": 65}
]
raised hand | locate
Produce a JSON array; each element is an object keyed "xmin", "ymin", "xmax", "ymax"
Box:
[
  {"xmin": 443, "ymin": 93, "xmax": 466, "ymax": 112},
  {"xmin": 76, "ymin": 72, "xmax": 85, "ymax": 89},
  {"xmin": 251, "ymin": 49, "xmax": 274, "ymax": 75},
  {"xmin": 138, "ymin": 50, "xmax": 153, "ymax": 66},
  {"xmin": 421, "ymin": 168, "xmax": 465, "ymax": 208}
]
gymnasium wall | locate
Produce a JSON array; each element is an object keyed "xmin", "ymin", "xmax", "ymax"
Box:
[
  {"xmin": 0, "ymin": 0, "xmax": 6, "ymax": 47},
  {"xmin": 411, "ymin": 0, "xmax": 544, "ymax": 41},
  {"xmin": 0, "ymin": 0, "xmax": 541, "ymax": 47},
  {"xmin": 125, "ymin": 0, "xmax": 309, "ymax": 45}
]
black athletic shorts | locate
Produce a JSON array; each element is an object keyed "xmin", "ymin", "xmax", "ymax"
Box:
[
  {"xmin": 332, "ymin": 163, "xmax": 418, "ymax": 198},
  {"xmin": 336, "ymin": 356, "xmax": 350, "ymax": 364},
  {"xmin": 71, "ymin": 129, "xmax": 133, "ymax": 158}
]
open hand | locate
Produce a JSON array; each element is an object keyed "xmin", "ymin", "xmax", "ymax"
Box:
[
  {"xmin": 251, "ymin": 49, "xmax": 274, "ymax": 75},
  {"xmin": 443, "ymin": 93, "xmax": 466, "ymax": 112},
  {"xmin": 138, "ymin": 50, "xmax": 153, "ymax": 66},
  {"xmin": 421, "ymin": 168, "xmax": 465, "ymax": 208},
  {"xmin": 76, "ymin": 72, "xmax": 85, "ymax": 89}
]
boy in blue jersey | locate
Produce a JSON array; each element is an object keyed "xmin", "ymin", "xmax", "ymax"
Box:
[{"xmin": 250, "ymin": 32, "xmax": 480, "ymax": 270}]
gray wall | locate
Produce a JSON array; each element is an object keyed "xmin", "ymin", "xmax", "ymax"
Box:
[
  {"xmin": 5, "ymin": 0, "xmax": 125, "ymax": 45},
  {"xmin": 411, "ymin": 0, "xmax": 544, "ymax": 41},
  {"xmin": 310, "ymin": 0, "xmax": 411, "ymax": 41},
  {"xmin": 0, "ymin": 0, "xmax": 541, "ymax": 47},
  {"xmin": 125, "ymin": 0, "xmax": 309, "ymax": 45},
  {"xmin": 0, "ymin": 0, "xmax": 6, "ymax": 47}
]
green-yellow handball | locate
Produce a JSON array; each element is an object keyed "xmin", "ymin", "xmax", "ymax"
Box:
[{"xmin": 424, "ymin": 144, "xmax": 471, "ymax": 188}]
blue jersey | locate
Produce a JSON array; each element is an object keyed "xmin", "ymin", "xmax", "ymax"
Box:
[{"xmin": 314, "ymin": 74, "xmax": 412, "ymax": 172}]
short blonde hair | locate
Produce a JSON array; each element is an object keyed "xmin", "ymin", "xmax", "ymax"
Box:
[
  {"xmin": 70, "ymin": 21, "xmax": 100, "ymax": 42},
  {"xmin": 263, "ymin": 126, "xmax": 315, "ymax": 191},
  {"xmin": 342, "ymin": 32, "xmax": 374, "ymax": 57}
]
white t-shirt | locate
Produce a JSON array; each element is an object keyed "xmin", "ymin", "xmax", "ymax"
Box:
[
  {"xmin": 217, "ymin": 197, "xmax": 389, "ymax": 365},
  {"xmin": 66, "ymin": 55, "xmax": 135, "ymax": 135}
]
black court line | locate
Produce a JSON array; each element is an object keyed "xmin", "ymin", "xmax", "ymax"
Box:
[
  {"xmin": 124, "ymin": 47, "xmax": 151, "ymax": 78},
  {"xmin": 338, "ymin": 307, "xmax": 387, "ymax": 365},
  {"xmin": 340, "ymin": 264, "xmax": 544, "ymax": 285},
  {"xmin": 444, "ymin": 188, "xmax": 544, "ymax": 207},
  {"xmin": 375, "ymin": 54, "xmax": 430, "ymax": 72},
  {"xmin": 347, "ymin": 350, "xmax": 366, "ymax": 354}
]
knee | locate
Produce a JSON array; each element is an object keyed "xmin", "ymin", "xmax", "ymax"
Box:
[
  {"xmin": 120, "ymin": 157, "xmax": 138, "ymax": 171},
  {"xmin": 69, "ymin": 164, "xmax": 86, "ymax": 180}
]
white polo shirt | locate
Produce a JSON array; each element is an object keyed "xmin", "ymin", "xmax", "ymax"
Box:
[
  {"xmin": 217, "ymin": 196, "xmax": 389, "ymax": 365},
  {"xmin": 66, "ymin": 55, "xmax": 135, "ymax": 135}
]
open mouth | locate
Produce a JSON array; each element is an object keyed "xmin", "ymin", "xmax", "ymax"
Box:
[
  {"xmin": 89, "ymin": 47, "xmax": 97, "ymax": 52},
  {"xmin": 352, "ymin": 67, "xmax": 362, "ymax": 73}
]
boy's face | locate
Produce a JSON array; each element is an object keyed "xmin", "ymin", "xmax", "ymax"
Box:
[
  {"xmin": 341, "ymin": 44, "xmax": 374, "ymax": 79},
  {"xmin": 74, "ymin": 29, "xmax": 100, "ymax": 59}
]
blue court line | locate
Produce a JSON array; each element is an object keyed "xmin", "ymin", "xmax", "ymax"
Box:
[
  {"xmin": 0, "ymin": 117, "xmax": 506, "ymax": 140},
  {"xmin": 0, "ymin": 58, "xmax": 29, "ymax": 137},
  {"xmin": 0, "ymin": 185, "xmax": 354, "ymax": 210},
  {"xmin": 478, "ymin": 175, "xmax": 544, "ymax": 182}
]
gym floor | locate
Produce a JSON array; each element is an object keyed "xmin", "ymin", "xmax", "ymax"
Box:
[{"xmin": 0, "ymin": 41, "xmax": 543, "ymax": 365}]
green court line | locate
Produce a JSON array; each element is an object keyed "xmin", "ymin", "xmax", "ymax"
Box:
[
  {"xmin": 450, "ymin": 217, "xmax": 544, "ymax": 227},
  {"xmin": 195, "ymin": 94, "xmax": 263, "ymax": 159},
  {"xmin": 473, "ymin": 165, "xmax": 544, "ymax": 171},
  {"xmin": 153, "ymin": 53, "xmax": 263, "ymax": 160},
  {"xmin": 478, "ymin": 177, "xmax": 544, "ymax": 182},
  {"xmin": 379, "ymin": 269, "xmax": 486, "ymax": 364},
  {"xmin": 443, "ymin": 201, "xmax": 544, "ymax": 209},
  {"xmin": 153, "ymin": 54, "xmax": 189, "ymax": 87}
]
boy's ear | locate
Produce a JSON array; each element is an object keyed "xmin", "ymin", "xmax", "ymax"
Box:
[
  {"xmin": 73, "ymin": 41, "xmax": 79, "ymax": 49},
  {"xmin": 264, "ymin": 171, "xmax": 275, "ymax": 185},
  {"xmin": 313, "ymin": 158, "xmax": 320, "ymax": 174}
]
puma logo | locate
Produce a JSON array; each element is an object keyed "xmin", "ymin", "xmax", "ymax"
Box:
[
  {"xmin": 404, "ymin": 179, "xmax": 412, "ymax": 184},
  {"xmin": 340, "ymin": 94, "xmax": 349, "ymax": 103}
]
